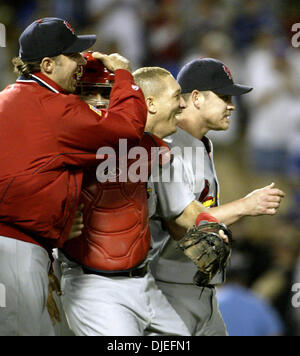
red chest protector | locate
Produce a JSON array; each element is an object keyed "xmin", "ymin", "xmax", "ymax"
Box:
[{"xmin": 63, "ymin": 133, "xmax": 170, "ymax": 272}]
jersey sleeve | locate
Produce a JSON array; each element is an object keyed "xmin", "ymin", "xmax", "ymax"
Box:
[
  {"xmin": 44, "ymin": 70, "xmax": 147, "ymax": 165},
  {"xmin": 153, "ymin": 153, "xmax": 196, "ymax": 219}
]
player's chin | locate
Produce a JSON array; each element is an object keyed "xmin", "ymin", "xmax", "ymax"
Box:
[
  {"xmin": 219, "ymin": 119, "xmax": 230, "ymax": 130},
  {"xmin": 66, "ymin": 84, "xmax": 77, "ymax": 94},
  {"xmin": 223, "ymin": 122, "xmax": 230, "ymax": 130},
  {"xmin": 67, "ymin": 77, "xmax": 79, "ymax": 93}
]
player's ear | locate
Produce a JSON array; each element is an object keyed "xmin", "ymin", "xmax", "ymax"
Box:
[
  {"xmin": 40, "ymin": 57, "xmax": 56, "ymax": 75},
  {"xmin": 191, "ymin": 90, "xmax": 204, "ymax": 109},
  {"xmin": 146, "ymin": 96, "xmax": 157, "ymax": 114}
]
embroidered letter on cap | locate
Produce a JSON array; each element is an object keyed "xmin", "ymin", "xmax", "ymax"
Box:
[
  {"xmin": 64, "ymin": 20, "xmax": 75, "ymax": 35},
  {"xmin": 222, "ymin": 65, "xmax": 233, "ymax": 80}
]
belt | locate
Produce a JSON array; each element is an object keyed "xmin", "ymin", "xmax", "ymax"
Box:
[{"xmin": 82, "ymin": 263, "xmax": 149, "ymax": 278}]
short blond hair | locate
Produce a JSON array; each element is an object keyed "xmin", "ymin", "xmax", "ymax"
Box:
[{"xmin": 133, "ymin": 67, "xmax": 172, "ymax": 98}]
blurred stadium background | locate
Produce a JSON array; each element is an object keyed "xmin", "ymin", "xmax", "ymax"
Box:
[{"xmin": 0, "ymin": 0, "xmax": 299, "ymax": 336}]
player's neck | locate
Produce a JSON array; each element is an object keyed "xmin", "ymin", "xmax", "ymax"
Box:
[{"xmin": 178, "ymin": 121, "xmax": 208, "ymax": 140}]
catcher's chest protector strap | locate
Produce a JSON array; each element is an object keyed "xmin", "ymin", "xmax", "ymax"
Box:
[{"xmin": 63, "ymin": 133, "xmax": 169, "ymax": 272}]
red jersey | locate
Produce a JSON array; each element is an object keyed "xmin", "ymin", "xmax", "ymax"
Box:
[{"xmin": 0, "ymin": 70, "xmax": 147, "ymax": 250}]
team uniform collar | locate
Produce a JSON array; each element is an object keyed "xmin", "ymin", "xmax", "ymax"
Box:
[
  {"xmin": 201, "ymin": 136, "xmax": 212, "ymax": 155},
  {"xmin": 16, "ymin": 72, "xmax": 66, "ymax": 94}
]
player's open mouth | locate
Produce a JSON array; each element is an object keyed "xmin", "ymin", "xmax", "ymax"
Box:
[
  {"xmin": 72, "ymin": 73, "xmax": 79, "ymax": 82},
  {"xmin": 73, "ymin": 66, "xmax": 84, "ymax": 82}
]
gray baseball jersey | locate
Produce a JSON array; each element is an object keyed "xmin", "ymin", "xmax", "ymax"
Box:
[{"xmin": 148, "ymin": 127, "xmax": 224, "ymax": 285}]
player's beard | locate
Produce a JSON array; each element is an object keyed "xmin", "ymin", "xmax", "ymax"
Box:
[
  {"xmin": 66, "ymin": 74, "xmax": 79, "ymax": 93},
  {"xmin": 60, "ymin": 77, "xmax": 76, "ymax": 93}
]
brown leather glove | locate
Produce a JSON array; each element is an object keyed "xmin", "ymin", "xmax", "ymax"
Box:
[{"xmin": 178, "ymin": 222, "xmax": 233, "ymax": 286}]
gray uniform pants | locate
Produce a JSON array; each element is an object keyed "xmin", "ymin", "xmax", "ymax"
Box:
[
  {"xmin": 156, "ymin": 280, "xmax": 228, "ymax": 336},
  {"xmin": 0, "ymin": 236, "xmax": 54, "ymax": 336},
  {"xmin": 58, "ymin": 253, "xmax": 191, "ymax": 336}
]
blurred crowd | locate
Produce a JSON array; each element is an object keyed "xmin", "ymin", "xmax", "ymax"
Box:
[{"xmin": 0, "ymin": 0, "xmax": 300, "ymax": 336}]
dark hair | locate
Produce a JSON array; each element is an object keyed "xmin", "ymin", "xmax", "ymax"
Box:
[
  {"xmin": 12, "ymin": 57, "xmax": 42, "ymax": 77},
  {"xmin": 12, "ymin": 55, "xmax": 59, "ymax": 78}
]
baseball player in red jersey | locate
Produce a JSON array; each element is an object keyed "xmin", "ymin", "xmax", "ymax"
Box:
[
  {"xmin": 0, "ymin": 18, "xmax": 147, "ymax": 336},
  {"xmin": 148, "ymin": 58, "xmax": 285, "ymax": 336},
  {"xmin": 56, "ymin": 54, "xmax": 190, "ymax": 336}
]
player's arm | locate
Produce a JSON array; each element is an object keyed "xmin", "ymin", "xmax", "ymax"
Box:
[
  {"xmin": 173, "ymin": 201, "xmax": 207, "ymax": 228},
  {"xmin": 163, "ymin": 200, "xmax": 229, "ymax": 242},
  {"xmin": 154, "ymin": 155, "xmax": 209, "ymax": 240},
  {"xmin": 164, "ymin": 201, "xmax": 207, "ymax": 241},
  {"xmin": 208, "ymin": 182, "xmax": 285, "ymax": 225},
  {"xmin": 55, "ymin": 70, "xmax": 147, "ymax": 152},
  {"xmin": 45, "ymin": 52, "xmax": 147, "ymax": 163},
  {"xmin": 158, "ymin": 182, "xmax": 285, "ymax": 240}
]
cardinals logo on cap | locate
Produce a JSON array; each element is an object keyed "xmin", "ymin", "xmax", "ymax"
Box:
[
  {"xmin": 64, "ymin": 21, "xmax": 75, "ymax": 35},
  {"xmin": 223, "ymin": 65, "xmax": 233, "ymax": 80}
]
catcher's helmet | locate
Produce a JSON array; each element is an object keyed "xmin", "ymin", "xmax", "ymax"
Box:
[
  {"xmin": 78, "ymin": 51, "xmax": 115, "ymax": 87},
  {"xmin": 76, "ymin": 51, "xmax": 114, "ymax": 107}
]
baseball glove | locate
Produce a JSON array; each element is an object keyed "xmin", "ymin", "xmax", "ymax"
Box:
[{"xmin": 178, "ymin": 222, "xmax": 233, "ymax": 286}]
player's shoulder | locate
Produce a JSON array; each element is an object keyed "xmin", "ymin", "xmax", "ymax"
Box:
[
  {"xmin": 164, "ymin": 127, "xmax": 204, "ymax": 149},
  {"xmin": 42, "ymin": 91, "xmax": 88, "ymax": 110},
  {"xmin": 142, "ymin": 132, "xmax": 170, "ymax": 150}
]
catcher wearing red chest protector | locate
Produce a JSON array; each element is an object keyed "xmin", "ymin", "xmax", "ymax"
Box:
[{"xmin": 56, "ymin": 53, "xmax": 190, "ymax": 336}]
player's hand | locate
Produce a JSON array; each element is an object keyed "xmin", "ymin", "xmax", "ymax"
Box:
[
  {"xmin": 47, "ymin": 271, "xmax": 62, "ymax": 326},
  {"xmin": 219, "ymin": 229, "xmax": 229, "ymax": 244},
  {"xmin": 92, "ymin": 52, "xmax": 131, "ymax": 72},
  {"xmin": 243, "ymin": 182, "xmax": 285, "ymax": 216},
  {"xmin": 67, "ymin": 204, "xmax": 84, "ymax": 241}
]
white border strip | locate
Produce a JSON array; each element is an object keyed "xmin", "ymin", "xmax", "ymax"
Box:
[
  {"xmin": 17, "ymin": 75, "xmax": 59, "ymax": 94},
  {"xmin": 31, "ymin": 74, "xmax": 59, "ymax": 93}
]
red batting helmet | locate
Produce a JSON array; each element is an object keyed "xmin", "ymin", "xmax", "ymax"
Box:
[
  {"xmin": 76, "ymin": 51, "xmax": 114, "ymax": 108},
  {"xmin": 77, "ymin": 51, "xmax": 115, "ymax": 88}
]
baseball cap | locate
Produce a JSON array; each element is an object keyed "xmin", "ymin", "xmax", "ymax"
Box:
[
  {"xmin": 177, "ymin": 58, "xmax": 252, "ymax": 96},
  {"xmin": 19, "ymin": 17, "xmax": 96, "ymax": 61}
]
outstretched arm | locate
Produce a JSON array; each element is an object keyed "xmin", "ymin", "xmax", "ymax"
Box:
[
  {"xmin": 165, "ymin": 183, "xmax": 285, "ymax": 240},
  {"xmin": 208, "ymin": 183, "xmax": 285, "ymax": 225}
]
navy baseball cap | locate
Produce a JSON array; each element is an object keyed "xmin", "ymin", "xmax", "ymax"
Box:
[
  {"xmin": 19, "ymin": 17, "xmax": 96, "ymax": 61},
  {"xmin": 177, "ymin": 58, "xmax": 253, "ymax": 96}
]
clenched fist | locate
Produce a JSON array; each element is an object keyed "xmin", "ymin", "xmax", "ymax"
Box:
[{"xmin": 243, "ymin": 182, "xmax": 285, "ymax": 216}]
